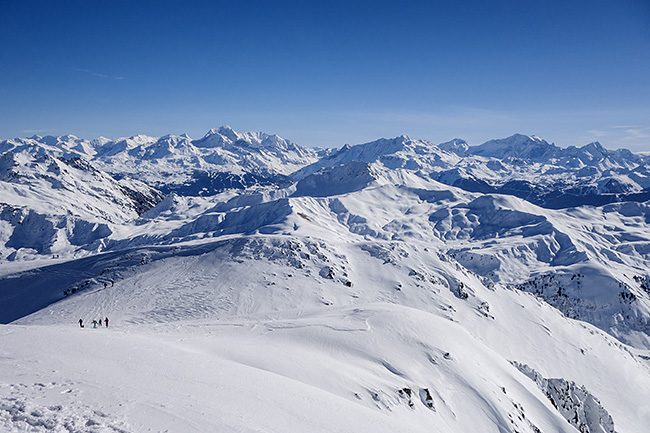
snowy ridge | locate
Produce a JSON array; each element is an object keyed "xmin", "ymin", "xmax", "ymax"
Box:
[
  {"xmin": 463, "ymin": 134, "xmax": 559, "ymax": 160},
  {"xmin": 292, "ymin": 135, "xmax": 460, "ymax": 179},
  {"xmin": 0, "ymin": 150, "xmax": 162, "ymax": 260},
  {"xmin": 1, "ymin": 127, "xmax": 650, "ymax": 432}
]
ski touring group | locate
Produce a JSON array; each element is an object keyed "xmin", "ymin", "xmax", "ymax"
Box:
[{"xmin": 78, "ymin": 317, "xmax": 109, "ymax": 328}]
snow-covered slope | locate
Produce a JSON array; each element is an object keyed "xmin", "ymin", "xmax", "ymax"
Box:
[
  {"xmin": 0, "ymin": 150, "xmax": 163, "ymax": 260},
  {"xmin": 58, "ymin": 161, "xmax": 647, "ymax": 348},
  {"xmin": 2, "ymin": 128, "xmax": 650, "ymax": 432},
  {"xmin": 2, "ymin": 232, "xmax": 649, "ymax": 432}
]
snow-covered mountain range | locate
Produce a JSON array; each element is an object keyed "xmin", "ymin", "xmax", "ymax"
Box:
[
  {"xmin": 297, "ymin": 133, "xmax": 650, "ymax": 208},
  {"xmin": 0, "ymin": 126, "xmax": 331, "ymax": 196},
  {"xmin": 1, "ymin": 127, "xmax": 649, "ymax": 432}
]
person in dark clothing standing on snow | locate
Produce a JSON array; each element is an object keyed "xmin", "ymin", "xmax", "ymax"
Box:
[
  {"xmin": 78, "ymin": 318, "xmax": 84, "ymax": 328},
  {"xmin": 104, "ymin": 317, "xmax": 109, "ymax": 328}
]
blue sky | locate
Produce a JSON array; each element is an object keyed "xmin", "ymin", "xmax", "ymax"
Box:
[{"xmin": 1, "ymin": 0, "xmax": 649, "ymax": 150}]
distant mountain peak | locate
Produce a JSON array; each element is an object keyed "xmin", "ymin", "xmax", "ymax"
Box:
[
  {"xmin": 210, "ymin": 125, "xmax": 239, "ymax": 140},
  {"xmin": 194, "ymin": 126, "xmax": 240, "ymax": 148},
  {"xmin": 439, "ymin": 138, "xmax": 470, "ymax": 155},
  {"xmin": 581, "ymin": 141, "xmax": 606, "ymax": 152},
  {"xmin": 508, "ymin": 132, "xmax": 540, "ymax": 141},
  {"xmin": 467, "ymin": 134, "xmax": 557, "ymax": 160}
]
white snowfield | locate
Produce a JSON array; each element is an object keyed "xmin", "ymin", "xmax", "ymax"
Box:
[{"xmin": 1, "ymin": 127, "xmax": 650, "ymax": 432}]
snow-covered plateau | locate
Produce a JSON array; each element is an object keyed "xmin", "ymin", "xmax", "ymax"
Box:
[{"xmin": 1, "ymin": 127, "xmax": 649, "ymax": 432}]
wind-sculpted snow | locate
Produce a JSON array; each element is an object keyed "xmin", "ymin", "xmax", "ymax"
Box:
[
  {"xmin": 59, "ymin": 159, "xmax": 650, "ymax": 349},
  {"xmin": 603, "ymin": 200, "xmax": 650, "ymax": 223},
  {"xmin": 4, "ymin": 140, "xmax": 650, "ymax": 350},
  {"xmin": 0, "ymin": 206, "xmax": 114, "ymax": 260},
  {"xmin": 209, "ymin": 188, "xmax": 291, "ymax": 213},
  {"xmin": 329, "ymin": 198, "xmax": 390, "ymax": 239},
  {"xmin": 0, "ymin": 232, "xmax": 495, "ymax": 328},
  {"xmin": 425, "ymin": 193, "xmax": 650, "ymax": 348}
]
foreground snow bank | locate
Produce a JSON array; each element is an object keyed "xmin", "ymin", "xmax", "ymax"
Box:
[
  {"xmin": 1, "ymin": 320, "xmax": 429, "ymax": 433},
  {"xmin": 2, "ymin": 297, "xmax": 650, "ymax": 432}
]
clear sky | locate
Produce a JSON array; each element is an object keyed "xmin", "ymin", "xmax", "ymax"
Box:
[{"xmin": 1, "ymin": 0, "xmax": 649, "ymax": 150}]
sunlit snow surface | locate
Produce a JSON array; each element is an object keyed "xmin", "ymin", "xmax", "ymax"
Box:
[
  {"xmin": 2, "ymin": 128, "xmax": 650, "ymax": 432},
  {"xmin": 2, "ymin": 235, "xmax": 650, "ymax": 432}
]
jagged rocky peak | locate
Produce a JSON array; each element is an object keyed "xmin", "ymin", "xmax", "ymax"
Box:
[
  {"xmin": 367, "ymin": 134, "xmax": 433, "ymax": 152},
  {"xmin": 190, "ymin": 127, "xmax": 321, "ymax": 173},
  {"xmin": 257, "ymin": 133, "xmax": 298, "ymax": 152},
  {"xmin": 560, "ymin": 141, "xmax": 645, "ymax": 169},
  {"xmin": 213, "ymin": 124, "xmax": 239, "ymax": 139},
  {"xmin": 581, "ymin": 141, "xmax": 606, "ymax": 153},
  {"xmin": 196, "ymin": 125, "xmax": 244, "ymax": 147},
  {"xmin": 576, "ymin": 141, "xmax": 609, "ymax": 162}
]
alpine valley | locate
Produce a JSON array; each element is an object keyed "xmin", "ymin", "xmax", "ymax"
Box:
[{"xmin": 1, "ymin": 126, "xmax": 649, "ymax": 433}]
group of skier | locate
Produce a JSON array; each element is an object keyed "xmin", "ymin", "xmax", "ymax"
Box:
[{"xmin": 78, "ymin": 317, "xmax": 109, "ymax": 328}]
